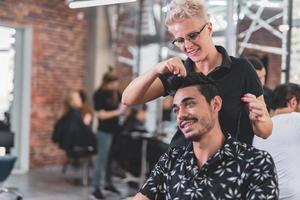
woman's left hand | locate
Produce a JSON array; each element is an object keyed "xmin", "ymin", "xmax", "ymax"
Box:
[{"xmin": 241, "ymin": 93, "xmax": 268, "ymax": 122}]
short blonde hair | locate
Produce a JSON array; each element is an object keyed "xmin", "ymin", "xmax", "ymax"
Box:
[{"xmin": 165, "ymin": 0, "xmax": 209, "ymax": 26}]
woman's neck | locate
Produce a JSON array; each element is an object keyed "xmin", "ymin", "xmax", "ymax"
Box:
[{"xmin": 194, "ymin": 47, "xmax": 222, "ymax": 75}]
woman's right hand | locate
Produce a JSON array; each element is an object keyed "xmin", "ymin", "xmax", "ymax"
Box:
[{"xmin": 156, "ymin": 57, "xmax": 187, "ymax": 77}]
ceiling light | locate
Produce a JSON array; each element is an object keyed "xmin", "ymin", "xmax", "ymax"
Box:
[
  {"xmin": 278, "ymin": 24, "xmax": 290, "ymax": 32},
  {"xmin": 67, "ymin": 0, "xmax": 136, "ymax": 8}
]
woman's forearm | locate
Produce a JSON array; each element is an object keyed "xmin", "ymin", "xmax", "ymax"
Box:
[
  {"xmin": 252, "ymin": 115, "xmax": 273, "ymax": 139},
  {"xmin": 122, "ymin": 67, "xmax": 164, "ymax": 105},
  {"xmin": 251, "ymin": 95, "xmax": 273, "ymax": 138}
]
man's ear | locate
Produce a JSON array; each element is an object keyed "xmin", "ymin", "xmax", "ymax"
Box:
[
  {"xmin": 288, "ymin": 96, "xmax": 298, "ymax": 111},
  {"xmin": 211, "ymin": 96, "xmax": 222, "ymax": 112}
]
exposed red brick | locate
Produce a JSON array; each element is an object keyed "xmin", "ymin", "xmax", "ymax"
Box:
[{"xmin": 0, "ymin": 0, "xmax": 88, "ymax": 168}]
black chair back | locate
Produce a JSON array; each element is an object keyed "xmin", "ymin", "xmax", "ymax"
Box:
[
  {"xmin": 0, "ymin": 156, "xmax": 16, "ymax": 182},
  {"xmin": 0, "ymin": 131, "xmax": 14, "ymax": 154}
]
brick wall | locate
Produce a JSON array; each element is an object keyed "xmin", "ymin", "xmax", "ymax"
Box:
[{"xmin": 0, "ymin": 0, "xmax": 89, "ymax": 168}]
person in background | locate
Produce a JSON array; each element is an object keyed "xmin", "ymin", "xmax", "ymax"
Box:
[
  {"xmin": 253, "ymin": 83, "xmax": 300, "ymax": 200},
  {"xmin": 122, "ymin": 0, "xmax": 272, "ymax": 147},
  {"xmin": 247, "ymin": 56, "xmax": 273, "ymax": 112},
  {"xmin": 162, "ymin": 96, "xmax": 173, "ymax": 122},
  {"xmin": 122, "ymin": 104, "xmax": 148, "ymax": 134},
  {"xmin": 52, "ymin": 90, "xmax": 96, "ymax": 159},
  {"xmin": 90, "ymin": 71, "xmax": 126, "ymax": 200},
  {"xmin": 117, "ymin": 104, "xmax": 148, "ymax": 178},
  {"xmin": 133, "ymin": 73, "xmax": 278, "ymax": 200}
]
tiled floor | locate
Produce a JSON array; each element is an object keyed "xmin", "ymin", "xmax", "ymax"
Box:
[{"xmin": 2, "ymin": 166, "xmax": 138, "ymax": 200}]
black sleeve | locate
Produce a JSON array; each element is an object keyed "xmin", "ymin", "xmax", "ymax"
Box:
[
  {"xmin": 158, "ymin": 58, "xmax": 197, "ymax": 96},
  {"xmin": 159, "ymin": 73, "xmax": 189, "ymax": 97},
  {"xmin": 158, "ymin": 73, "xmax": 173, "ymax": 97},
  {"xmin": 242, "ymin": 59, "xmax": 263, "ymax": 97}
]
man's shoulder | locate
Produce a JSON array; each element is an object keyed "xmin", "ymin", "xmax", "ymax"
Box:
[
  {"xmin": 272, "ymin": 112, "xmax": 300, "ymax": 126},
  {"xmin": 233, "ymin": 140, "xmax": 274, "ymax": 165},
  {"xmin": 289, "ymin": 112, "xmax": 300, "ymax": 120}
]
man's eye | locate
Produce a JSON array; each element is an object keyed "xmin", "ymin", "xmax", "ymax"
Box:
[
  {"xmin": 186, "ymin": 101, "xmax": 195, "ymax": 107},
  {"xmin": 172, "ymin": 108, "xmax": 178, "ymax": 113},
  {"xmin": 188, "ymin": 32, "xmax": 199, "ymax": 40}
]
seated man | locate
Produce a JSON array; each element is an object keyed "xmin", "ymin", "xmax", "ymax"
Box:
[
  {"xmin": 133, "ymin": 73, "xmax": 278, "ymax": 200},
  {"xmin": 253, "ymin": 83, "xmax": 300, "ymax": 199}
]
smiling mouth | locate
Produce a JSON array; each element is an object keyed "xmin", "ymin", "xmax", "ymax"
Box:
[
  {"xmin": 187, "ymin": 48, "xmax": 200, "ymax": 56},
  {"xmin": 180, "ymin": 119, "xmax": 197, "ymax": 129}
]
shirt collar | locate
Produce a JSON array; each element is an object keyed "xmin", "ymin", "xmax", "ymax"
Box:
[
  {"xmin": 184, "ymin": 45, "xmax": 232, "ymax": 72},
  {"xmin": 215, "ymin": 45, "xmax": 232, "ymax": 69},
  {"xmin": 183, "ymin": 133, "xmax": 237, "ymax": 164},
  {"xmin": 216, "ymin": 133, "xmax": 239, "ymax": 160}
]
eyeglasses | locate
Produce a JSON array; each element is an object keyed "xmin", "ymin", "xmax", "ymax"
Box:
[{"xmin": 171, "ymin": 23, "xmax": 208, "ymax": 48}]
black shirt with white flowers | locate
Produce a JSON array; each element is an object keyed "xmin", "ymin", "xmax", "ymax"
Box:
[{"xmin": 139, "ymin": 134, "xmax": 278, "ymax": 200}]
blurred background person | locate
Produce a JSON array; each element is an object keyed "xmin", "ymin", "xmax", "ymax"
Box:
[
  {"xmin": 52, "ymin": 90, "xmax": 96, "ymax": 164},
  {"xmin": 253, "ymin": 83, "xmax": 300, "ymax": 200},
  {"xmin": 91, "ymin": 71, "xmax": 126, "ymax": 200},
  {"xmin": 118, "ymin": 104, "xmax": 168, "ymax": 188},
  {"xmin": 117, "ymin": 105, "xmax": 148, "ymax": 179},
  {"xmin": 122, "ymin": 104, "xmax": 148, "ymax": 134},
  {"xmin": 247, "ymin": 56, "xmax": 273, "ymax": 112},
  {"xmin": 160, "ymin": 96, "xmax": 177, "ymax": 144}
]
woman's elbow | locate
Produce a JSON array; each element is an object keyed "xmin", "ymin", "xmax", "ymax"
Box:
[
  {"xmin": 121, "ymin": 92, "xmax": 133, "ymax": 106},
  {"xmin": 257, "ymin": 123, "xmax": 273, "ymax": 139},
  {"xmin": 260, "ymin": 132, "xmax": 271, "ymax": 139}
]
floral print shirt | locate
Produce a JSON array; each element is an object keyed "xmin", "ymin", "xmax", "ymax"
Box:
[{"xmin": 139, "ymin": 135, "xmax": 278, "ymax": 200}]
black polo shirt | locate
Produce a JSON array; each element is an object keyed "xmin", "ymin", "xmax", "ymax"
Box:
[
  {"xmin": 159, "ymin": 46, "xmax": 263, "ymax": 145},
  {"xmin": 93, "ymin": 89, "xmax": 120, "ymax": 134}
]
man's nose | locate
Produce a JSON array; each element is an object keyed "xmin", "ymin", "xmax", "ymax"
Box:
[{"xmin": 177, "ymin": 107, "xmax": 188, "ymax": 120}]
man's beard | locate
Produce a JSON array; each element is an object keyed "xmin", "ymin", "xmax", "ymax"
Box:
[{"xmin": 184, "ymin": 115, "xmax": 215, "ymax": 142}]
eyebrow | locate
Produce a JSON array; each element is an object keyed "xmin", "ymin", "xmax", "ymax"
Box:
[
  {"xmin": 177, "ymin": 30, "xmax": 198, "ymax": 39},
  {"xmin": 172, "ymin": 97, "xmax": 195, "ymax": 109}
]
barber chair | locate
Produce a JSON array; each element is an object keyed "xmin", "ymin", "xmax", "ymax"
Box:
[
  {"xmin": 62, "ymin": 146, "xmax": 95, "ymax": 186},
  {"xmin": 120, "ymin": 131, "xmax": 155, "ymax": 187},
  {"xmin": 0, "ymin": 131, "xmax": 23, "ymax": 200}
]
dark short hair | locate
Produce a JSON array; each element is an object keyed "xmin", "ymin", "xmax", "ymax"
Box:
[
  {"xmin": 246, "ymin": 56, "xmax": 265, "ymax": 70},
  {"xmin": 271, "ymin": 83, "xmax": 300, "ymax": 109},
  {"xmin": 171, "ymin": 72, "xmax": 219, "ymax": 103}
]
